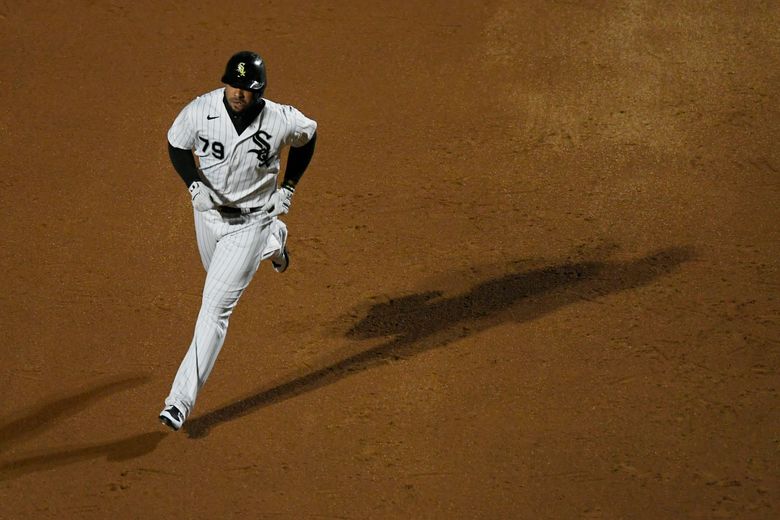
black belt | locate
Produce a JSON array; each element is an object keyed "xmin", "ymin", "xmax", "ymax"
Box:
[{"xmin": 217, "ymin": 205, "xmax": 263, "ymax": 215}]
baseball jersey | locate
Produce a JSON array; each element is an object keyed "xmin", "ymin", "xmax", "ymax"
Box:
[{"xmin": 168, "ymin": 88, "xmax": 317, "ymax": 207}]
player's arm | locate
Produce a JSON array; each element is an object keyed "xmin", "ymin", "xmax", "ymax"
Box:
[
  {"xmin": 262, "ymin": 130, "xmax": 317, "ymax": 217},
  {"xmin": 281, "ymin": 131, "xmax": 317, "ymax": 190},
  {"xmin": 168, "ymin": 142, "xmax": 219, "ymax": 211},
  {"xmin": 167, "ymin": 98, "xmax": 220, "ymax": 211},
  {"xmin": 168, "ymin": 143, "xmax": 200, "ymax": 187}
]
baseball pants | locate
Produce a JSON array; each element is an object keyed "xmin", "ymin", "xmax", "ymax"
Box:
[{"xmin": 164, "ymin": 209, "xmax": 286, "ymax": 420}]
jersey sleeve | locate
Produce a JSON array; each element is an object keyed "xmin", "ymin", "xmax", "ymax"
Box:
[
  {"xmin": 282, "ymin": 105, "xmax": 318, "ymax": 147},
  {"xmin": 167, "ymin": 99, "xmax": 199, "ymax": 150}
]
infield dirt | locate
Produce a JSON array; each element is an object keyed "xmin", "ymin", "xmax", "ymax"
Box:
[{"xmin": 1, "ymin": 1, "xmax": 778, "ymax": 518}]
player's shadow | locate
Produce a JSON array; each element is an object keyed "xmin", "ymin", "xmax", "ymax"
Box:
[
  {"xmin": 0, "ymin": 376, "xmax": 148, "ymax": 454},
  {"xmin": 184, "ymin": 245, "xmax": 694, "ymax": 439},
  {"xmin": 0, "ymin": 375, "xmax": 167, "ymax": 481},
  {"xmin": 0, "ymin": 431, "xmax": 167, "ymax": 481}
]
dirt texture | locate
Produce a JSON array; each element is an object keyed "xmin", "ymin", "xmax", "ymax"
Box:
[{"xmin": 1, "ymin": 1, "xmax": 778, "ymax": 518}]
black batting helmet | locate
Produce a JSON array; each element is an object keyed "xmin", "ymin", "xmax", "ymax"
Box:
[{"xmin": 221, "ymin": 51, "xmax": 267, "ymax": 95}]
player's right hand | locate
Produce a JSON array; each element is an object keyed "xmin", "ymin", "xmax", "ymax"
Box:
[{"xmin": 189, "ymin": 181, "xmax": 219, "ymax": 212}]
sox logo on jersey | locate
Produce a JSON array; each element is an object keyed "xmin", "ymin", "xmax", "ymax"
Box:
[{"xmin": 250, "ymin": 130, "xmax": 273, "ymax": 166}]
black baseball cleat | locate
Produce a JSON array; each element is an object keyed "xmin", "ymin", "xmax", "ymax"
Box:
[
  {"xmin": 271, "ymin": 246, "xmax": 289, "ymax": 273},
  {"xmin": 159, "ymin": 405, "xmax": 184, "ymax": 431}
]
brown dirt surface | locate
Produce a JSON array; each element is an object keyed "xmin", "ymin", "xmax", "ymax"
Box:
[{"xmin": 1, "ymin": 1, "xmax": 778, "ymax": 518}]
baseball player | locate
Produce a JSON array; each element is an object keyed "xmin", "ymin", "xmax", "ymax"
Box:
[{"xmin": 159, "ymin": 51, "xmax": 317, "ymax": 431}]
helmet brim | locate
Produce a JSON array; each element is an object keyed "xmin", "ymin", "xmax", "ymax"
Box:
[{"xmin": 222, "ymin": 76, "xmax": 265, "ymax": 92}]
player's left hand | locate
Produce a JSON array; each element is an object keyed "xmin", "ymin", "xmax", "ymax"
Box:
[{"xmin": 262, "ymin": 185, "xmax": 295, "ymax": 217}]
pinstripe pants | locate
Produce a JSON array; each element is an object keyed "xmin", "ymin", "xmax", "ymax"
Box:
[{"xmin": 164, "ymin": 209, "xmax": 286, "ymax": 420}]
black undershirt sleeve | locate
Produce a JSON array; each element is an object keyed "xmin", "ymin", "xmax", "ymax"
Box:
[
  {"xmin": 168, "ymin": 143, "xmax": 200, "ymax": 187},
  {"xmin": 282, "ymin": 131, "xmax": 317, "ymax": 189}
]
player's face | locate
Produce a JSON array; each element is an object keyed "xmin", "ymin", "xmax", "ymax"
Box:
[{"xmin": 225, "ymin": 85, "xmax": 255, "ymax": 113}]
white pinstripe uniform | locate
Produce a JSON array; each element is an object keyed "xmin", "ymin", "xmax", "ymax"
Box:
[{"xmin": 163, "ymin": 87, "xmax": 317, "ymax": 421}]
